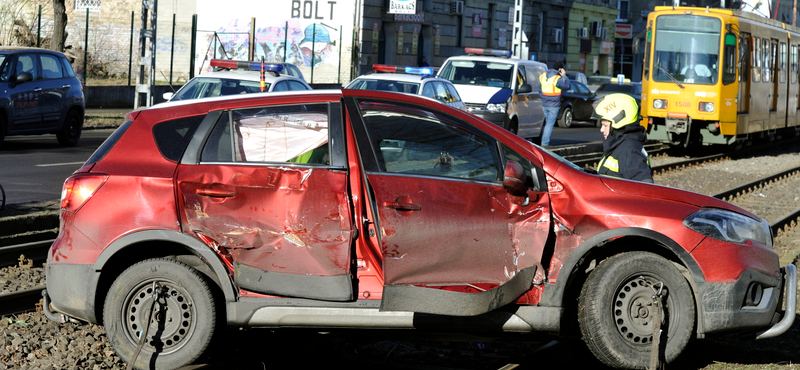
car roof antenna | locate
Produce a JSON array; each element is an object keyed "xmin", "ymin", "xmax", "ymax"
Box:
[{"xmin": 160, "ymin": 70, "xmax": 182, "ymax": 100}]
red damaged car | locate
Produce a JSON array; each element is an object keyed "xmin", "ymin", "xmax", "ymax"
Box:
[{"xmin": 44, "ymin": 89, "xmax": 795, "ymax": 369}]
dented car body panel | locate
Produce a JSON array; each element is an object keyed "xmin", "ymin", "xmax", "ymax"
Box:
[{"xmin": 44, "ymin": 88, "xmax": 796, "ymax": 368}]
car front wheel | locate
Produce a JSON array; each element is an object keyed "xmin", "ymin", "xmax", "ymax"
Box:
[
  {"xmin": 558, "ymin": 107, "xmax": 573, "ymax": 128},
  {"xmin": 56, "ymin": 109, "xmax": 83, "ymax": 146},
  {"xmin": 578, "ymin": 251, "xmax": 695, "ymax": 369},
  {"xmin": 104, "ymin": 258, "xmax": 218, "ymax": 370}
]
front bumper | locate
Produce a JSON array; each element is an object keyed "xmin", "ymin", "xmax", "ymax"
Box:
[
  {"xmin": 699, "ymin": 264, "xmax": 796, "ymax": 338},
  {"xmin": 467, "ymin": 110, "xmax": 507, "ymax": 127}
]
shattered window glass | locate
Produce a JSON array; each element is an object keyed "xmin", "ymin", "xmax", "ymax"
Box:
[
  {"xmin": 359, "ymin": 100, "xmax": 501, "ymax": 182},
  {"xmin": 202, "ymin": 104, "xmax": 330, "ymax": 165}
]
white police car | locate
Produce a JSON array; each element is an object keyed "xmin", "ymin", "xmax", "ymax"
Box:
[
  {"xmin": 163, "ymin": 59, "xmax": 312, "ymax": 101},
  {"xmin": 346, "ymin": 65, "xmax": 466, "ymax": 110},
  {"xmin": 438, "ymin": 48, "xmax": 548, "ymax": 142}
]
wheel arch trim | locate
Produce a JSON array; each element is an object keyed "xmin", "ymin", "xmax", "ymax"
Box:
[
  {"xmin": 93, "ymin": 229, "xmax": 237, "ymax": 302},
  {"xmin": 540, "ymin": 227, "xmax": 706, "ymax": 330}
]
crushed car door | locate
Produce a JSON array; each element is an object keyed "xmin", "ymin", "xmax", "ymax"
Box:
[
  {"xmin": 345, "ymin": 96, "xmax": 551, "ymax": 316},
  {"xmin": 176, "ymin": 102, "xmax": 355, "ymax": 302}
]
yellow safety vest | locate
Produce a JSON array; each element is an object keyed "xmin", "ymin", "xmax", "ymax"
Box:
[{"xmin": 539, "ymin": 74, "xmax": 562, "ymax": 96}]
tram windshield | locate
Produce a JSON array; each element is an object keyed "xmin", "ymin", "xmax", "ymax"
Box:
[{"xmin": 652, "ymin": 15, "xmax": 721, "ymax": 85}]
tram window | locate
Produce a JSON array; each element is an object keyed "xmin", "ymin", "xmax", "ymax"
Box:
[
  {"xmin": 652, "ymin": 15, "xmax": 720, "ymax": 85},
  {"xmin": 763, "ymin": 38, "xmax": 770, "ymax": 83},
  {"xmin": 753, "ymin": 37, "xmax": 761, "ymax": 82},
  {"xmin": 772, "ymin": 41, "xmax": 779, "ymax": 83},
  {"xmin": 780, "ymin": 42, "xmax": 787, "ymax": 84},
  {"xmin": 739, "ymin": 35, "xmax": 750, "ymax": 83},
  {"xmin": 792, "ymin": 45, "xmax": 798, "ymax": 84},
  {"xmin": 723, "ymin": 33, "xmax": 736, "ymax": 85}
]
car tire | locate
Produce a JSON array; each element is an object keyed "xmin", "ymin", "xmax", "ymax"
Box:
[
  {"xmin": 56, "ymin": 109, "xmax": 83, "ymax": 146},
  {"xmin": 508, "ymin": 119, "xmax": 519, "ymax": 135},
  {"xmin": 578, "ymin": 251, "xmax": 695, "ymax": 369},
  {"xmin": 0, "ymin": 114, "xmax": 6, "ymax": 150},
  {"xmin": 558, "ymin": 107, "xmax": 573, "ymax": 128},
  {"xmin": 104, "ymin": 258, "xmax": 219, "ymax": 370}
]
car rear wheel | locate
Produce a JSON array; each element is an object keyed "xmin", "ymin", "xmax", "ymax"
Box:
[
  {"xmin": 104, "ymin": 258, "xmax": 218, "ymax": 370},
  {"xmin": 578, "ymin": 251, "xmax": 695, "ymax": 369},
  {"xmin": 558, "ymin": 107, "xmax": 573, "ymax": 128},
  {"xmin": 56, "ymin": 109, "xmax": 82, "ymax": 146}
]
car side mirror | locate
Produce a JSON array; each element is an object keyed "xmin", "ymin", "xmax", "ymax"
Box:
[
  {"xmin": 163, "ymin": 92, "xmax": 174, "ymax": 101},
  {"xmin": 503, "ymin": 160, "xmax": 528, "ymax": 196},
  {"xmin": 517, "ymin": 83, "xmax": 533, "ymax": 93},
  {"xmin": 11, "ymin": 72, "xmax": 33, "ymax": 84}
]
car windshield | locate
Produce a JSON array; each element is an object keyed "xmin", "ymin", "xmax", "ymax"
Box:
[
  {"xmin": 0, "ymin": 55, "xmax": 8, "ymax": 82},
  {"xmin": 174, "ymin": 77, "xmax": 266, "ymax": 100},
  {"xmin": 652, "ymin": 15, "xmax": 721, "ymax": 84},
  {"xmin": 346, "ymin": 79, "xmax": 420, "ymax": 94},
  {"xmin": 438, "ymin": 60, "xmax": 514, "ymax": 88}
]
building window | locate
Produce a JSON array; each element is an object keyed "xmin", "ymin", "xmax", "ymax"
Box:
[{"xmin": 617, "ymin": 0, "xmax": 629, "ymax": 22}]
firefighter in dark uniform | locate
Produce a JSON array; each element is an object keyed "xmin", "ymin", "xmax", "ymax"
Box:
[{"xmin": 594, "ymin": 93, "xmax": 653, "ymax": 183}]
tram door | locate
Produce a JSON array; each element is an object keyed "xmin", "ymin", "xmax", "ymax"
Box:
[
  {"xmin": 793, "ymin": 44, "xmax": 800, "ymax": 127},
  {"xmin": 770, "ymin": 39, "xmax": 780, "ymax": 129}
]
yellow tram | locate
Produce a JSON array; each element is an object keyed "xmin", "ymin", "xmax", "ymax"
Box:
[{"xmin": 641, "ymin": 6, "xmax": 800, "ymax": 147}]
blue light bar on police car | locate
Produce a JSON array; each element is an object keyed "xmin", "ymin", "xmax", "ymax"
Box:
[
  {"xmin": 464, "ymin": 48, "xmax": 512, "ymax": 57},
  {"xmin": 373, "ymin": 64, "xmax": 434, "ymax": 76},
  {"xmin": 210, "ymin": 59, "xmax": 283, "ymax": 72}
]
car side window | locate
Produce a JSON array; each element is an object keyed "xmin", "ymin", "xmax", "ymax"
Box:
[
  {"xmin": 445, "ymin": 83, "xmax": 462, "ymax": 102},
  {"xmin": 432, "ymin": 82, "xmax": 453, "ymax": 103},
  {"xmin": 358, "ymin": 100, "xmax": 501, "ymax": 182},
  {"xmin": 201, "ymin": 103, "xmax": 330, "ymax": 165},
  {"xmin": 288, "ymin": 80, "xmax": 309, "ymax": 90},
  {"xmin": 525, "ymin": 65, "xmax": 543, "ymax": 91},
  {"xmin": 15, "ymin": 54, "xmax": 38, "ymax": 80},
  {"xmin": 0, "ymin": 56, "xmax": 12, "ymax": 82},
  {"xmin": 60, "ymin": 57, "xmax": 76, "ymax": 77},
  {"xmin": 516, "ymin": 65, "xmax": 527, "ymax": 89},
  {"xmin": 273, "ymin": 81, "xmax": 290, "ymax": 91},
  {"xmin": 40, "ymin": 54, "xmax": 64, "ymax": 79},
  {"xmin": 421, "ymin": 82, "xmax": 435, "ymax": 99}
]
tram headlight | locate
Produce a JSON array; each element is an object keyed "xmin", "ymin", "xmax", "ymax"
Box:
[
  {"xmin": 652, "ymin": 99, "xmax": 668, "ymax": 110},
  {"xmin": 699, "ymin": 101, "xmax": 715, "ymax": 113}
]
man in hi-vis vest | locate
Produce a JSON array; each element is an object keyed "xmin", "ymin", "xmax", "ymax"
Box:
[{"xmin": 538, "ymin": 61, "xmax": 570, "ymax": 147}]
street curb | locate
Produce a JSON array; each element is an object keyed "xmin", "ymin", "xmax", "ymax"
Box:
[{"xmin": 0, "ymin": 212, "xmax": 59, "ymax": 247}]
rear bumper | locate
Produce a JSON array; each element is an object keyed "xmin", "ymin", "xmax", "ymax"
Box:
[
  {"xmin": 44, "ymin": 262, "xmax": 99, "ymax": 323},
  {"xmin": 699, "ymin": 264, "xmax": 796, "ymax": 337}
]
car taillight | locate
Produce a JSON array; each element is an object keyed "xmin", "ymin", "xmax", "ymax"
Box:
[{"xmin": 61, "ymin": 174, "xmax": 108, "ymax": 212}]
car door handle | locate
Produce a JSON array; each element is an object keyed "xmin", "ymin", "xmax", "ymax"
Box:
[
  {"xmin": 382, "ymin": 201, "xmax": 421, "ymax": 211},
  {"xmin": 196, "ymin": 188, "xmax": 236, "ymax": 198},
  {"xmin": 33, "ymin": 88, "xmax": 42, "ymax": 92},
  {"xmin": 62, "ymin": 84, "xmax": 70, "ymax": 88}
]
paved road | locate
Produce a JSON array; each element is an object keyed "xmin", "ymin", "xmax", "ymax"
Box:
[
  {"xmin": 0, "ymin": 129, "xmax": 116, "ymax": 206},
  {"xmin": 0, "ymin": 120, "xmax": 603, "ymax": 207}
]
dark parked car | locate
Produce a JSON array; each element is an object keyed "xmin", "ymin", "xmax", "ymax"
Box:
[
  {"xmin": 0, "ymin": 47, "xmax": 85, "ymax": 148},
  {"xmin": 558, "ymin": 80, "xmax": 598, "ymax": 128},
  {"xmin": 44, "ymin": 89, "xmax": 795, "ymax": 370},
  {"xmin": 594, "ymin": 81, "xmax": 642, "ymax": 106}
]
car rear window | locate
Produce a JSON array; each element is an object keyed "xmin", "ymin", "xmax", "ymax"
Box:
[
  {"xmin": 153, "ymin": 115, "xmax": 206, "ymax": 161},
  {"xmin": 84, "ymin": 120, "xmax": 134, "ymax": 167}
]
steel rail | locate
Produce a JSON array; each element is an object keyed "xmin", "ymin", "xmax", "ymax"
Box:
[
  {"xmin": 0, "ymin": 286, "xmax": 45, "ymax": 316},
  {"xmin": 0, "ymin": 239, "xmax": 54, "ymax": 268}
]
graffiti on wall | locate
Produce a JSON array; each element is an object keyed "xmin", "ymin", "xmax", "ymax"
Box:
[{"xmin": 206, "ymin": 18, "xmax": 337, "ymax": 71}]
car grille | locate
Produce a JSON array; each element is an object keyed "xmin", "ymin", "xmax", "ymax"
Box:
[{"xmin": 465, "ymin": 103, "xmax": 485, "ymax": 111}]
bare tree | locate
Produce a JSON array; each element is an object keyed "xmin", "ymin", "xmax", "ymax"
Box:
[{"xmin": 52, "ymin": 0, "xmax": 66, "ymax": 51}]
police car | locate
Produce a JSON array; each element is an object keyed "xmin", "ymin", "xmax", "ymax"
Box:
[
  {"xmin": 163, "ymin": 59, "xmax": 312, "ymax": 101},
  {"xmin": 345, "ymin": 65, "xmax": 466, "ymax": 110},
  {"xmin": 438, "ymin": 48, "xmax": 548, "ymax": 142}
]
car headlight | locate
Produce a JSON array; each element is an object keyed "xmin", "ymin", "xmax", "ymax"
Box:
[
  {"xmin": 683, "ymin": 208, "xmax": 772, "ymax": 248},
  {"xmin": 486, "ymin": 103, "xmax": 506, "ymax": 114}
]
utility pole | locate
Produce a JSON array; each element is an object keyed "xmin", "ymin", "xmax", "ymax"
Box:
[{"xmin": 133, "ymin": 0, "xmax": 158, "ymax": 109}]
